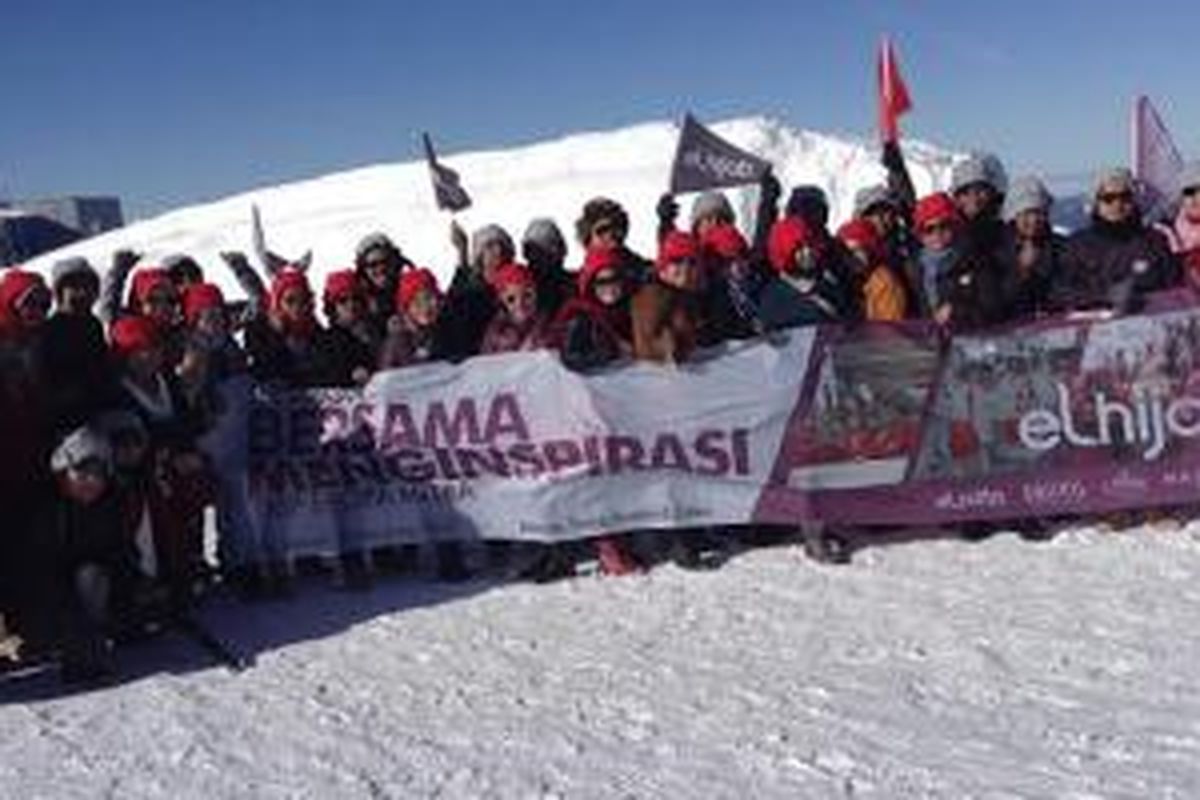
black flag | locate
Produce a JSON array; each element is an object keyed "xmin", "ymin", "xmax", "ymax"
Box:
[
  {"xmin": 668, "ymin": 113, "xmax": 772, "ymax": 194},
  {"xmin": 423, "ymin": 132, "xmax": 472, "ymax": 212}
]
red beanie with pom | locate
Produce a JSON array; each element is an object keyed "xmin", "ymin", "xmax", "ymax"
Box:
[
  {"xmin": 129, "ymin": 268, "xmax": 175, "ymax": 309},
  {"xmin": 0, "ymin": 269, "xmax": 49, "ymax": 334},
  {"xmin": 837, "ymin": 218, "xmax": 883, "ymax": 260},
  {"xmin": 656, "ymin": 230, "xmax": 700, "ymax": 269},
  {"xmin": 110, "ymin": 315, "xmax": 160, "ymax": 359},
  {"xmin": 323, "ymin": 269, "xmax": 362, "ymax": 304},
  {"xmin": 767, "ymin": 217, "xmax": 822, "ymax": 272},
  {"xmin": 700, "ymin": 223, "xmax": 749, "ymax": 262},
  {"xmin": 181, "ymin": 283, "xmax": 226, "ymax": 327},
  {"xmin": 394, "ymin": 268, "xmax": 441, "ymax": 311},
  {"xmin": 490, "ymin": 262, "xmax": 536, "ymax": 295},
  {"xmin": 913, "ymin": 192, "xmax": 960, "ymax": 231},
  {"xmin": 577, "ymin": 245, "xmax": 624, "ymax": 296},
  {"xmin": 268, "ymin": 269, "xmax": 313, "ymax": 316}
]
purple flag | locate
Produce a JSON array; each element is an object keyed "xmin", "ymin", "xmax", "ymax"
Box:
[
  {"xmin": 1132, "ymin": 95, "xmax": 1184, "ymax": 218},
  {"xmin": 423, "ymin": 133, "xmax": 472, "ymax": 212},
  {"xmin": 669, "ymin": 114, "xmax": 772, "ymax": 194}
]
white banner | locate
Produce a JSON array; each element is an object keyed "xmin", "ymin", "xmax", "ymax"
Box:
[{"xmin": 238, "ymin": 331, "xmax": 817, "ymax": 556}]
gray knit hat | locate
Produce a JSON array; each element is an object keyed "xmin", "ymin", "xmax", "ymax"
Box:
[
  {"xmin": 1178, "ymin": 162, "xmax": 1200, "ymax": 194},
  {"xmin": 951, "ymin": 152, "xmax": 1008, "ymax": 196},
  {"xmin": 853, "ymin": 185, "xmax": 896, "ymax": 217},
  {"xmin": 470, "ymin": 224, "xmax": 515, "ymax": 267},
  {"xmin": 50, "ymin": 425, "xmax": 112, "ymax": 473},
  {"xmin": 50, "ymin": 256, "xmax": 99, "ymax": 293},
  {"xmin": 522, "ymin": 218, "xmax": 567, "ymax": 260},
  {"xmin": 689, "ymin": 191, "xmax": 735, "ymax": 228},
  {"xmin": 1093, "ymin": 167, "xmax": 1136, "ymax": 198},
  {"xmin": 354, "ymin": 232, "xmax": 401, "ymax": 263},
  {"xmin": 1003, "ymin": 176, "xmax": 1053, "ymax": 221}
]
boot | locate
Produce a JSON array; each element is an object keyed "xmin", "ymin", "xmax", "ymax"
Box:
[{"xmin": 595, "ymin": 536, "xmax": 643, "ymax": 577}]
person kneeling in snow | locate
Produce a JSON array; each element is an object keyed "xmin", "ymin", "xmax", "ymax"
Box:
[{"xmin": 40, "ymin": 425, "xmax": 139, "ymax": 683}]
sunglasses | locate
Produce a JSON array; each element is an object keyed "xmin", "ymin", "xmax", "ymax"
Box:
[
  {"xmin": 592, "ymin": 274, "xmax": 622, "ymax": 288},
  {"xmin": 591, "ymin": 221, "xmax": 620, "ymax": 239},
  {"xmin": 145, "ymin": 294, "xmax": 178, "ymax": 309},
  {"xmin": 364, "ymin": 258, "xmax": 390, "ymax": 270},
  {"xmin": 1097, "ymin": 191, "xmax": 1134, "ymax": 205},
  {"xmin": 67, "ymin": 459, "xmax": 109, "ymax": 481},
  {"xmin": 500, "ymin": 290, "xmax": 533, "ymax": 305},
  {"xmin": 920, "ymin": 220, "xmax": 955, "ymax": 236},
  {"xmin": 1183, "ymin": 186, "xmax": 1200, "ymax": 199}
]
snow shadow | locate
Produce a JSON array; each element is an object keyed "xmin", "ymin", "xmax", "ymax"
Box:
[{"xmin": 0, "ymin": 571, "xmax": 497, "ymax": 704}]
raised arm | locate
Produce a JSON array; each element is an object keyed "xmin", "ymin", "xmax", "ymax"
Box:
[{"xmin": 99, "ymin": 249, "xmax": 140, "ymax": 325}]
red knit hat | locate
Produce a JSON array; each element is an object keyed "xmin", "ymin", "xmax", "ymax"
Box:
[
  {"xmin": 0, "ymin": 269, "xmax": 49, "ymax": 334},
  {"xmin": 767, "ymin": 217, "xmax": 823, "ymax": 272},
  {"xmin": 110, "ymin": 315, "xmax": 161, "ymax": 359},
  {"xmin": 577, "ymin": 245, "xmax": 624, "ymax": 296},
  {"xmin": 837, "ymin": 218, "xmax": 883, "ymax": 260},
  {"xmin": 0, "ymin": 269, "xmax": 48, "ymax": 313},
  {"xmin": 394, "ymin": 268, "xmax": 441, "ymax": 311},
  {"xmin": 323, "ymin": 269, "xmax": 362, "ymax": 304},
  {"xmin": 700, "ymin": 223, "xmax": 749, "ymax": 261},
  {"xmin": 129, "ymin": 268, "xmax": 175, "ymax": 309},
  {"xmin": 913, "ymin": 192, "xmax": 960, "ymax": 231},
  {"xmin": 268, "ymin": 269, "xmax": 313, "ymax": 316},
  {"xmin": 181, "ymin": 282, "xmax": 226, "ymax": 327},
  {"xmin": 657, "ymin": 230, "xmax": 700, "ymax": 268},
  {"xmin": 491, "ymin": 262, "xmax": 535, "ymax": 295}
]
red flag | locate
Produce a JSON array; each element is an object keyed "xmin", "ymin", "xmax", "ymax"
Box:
[{"xmin": 877, "ymin": 37, "xmax": 912, "ymax": 143}]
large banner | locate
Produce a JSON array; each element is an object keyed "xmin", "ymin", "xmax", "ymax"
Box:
[
  {"xmin": 227, "ymin": 299, "xmax": 1200, "ymax": 556},
  {"xmin": 241, "ymin": 331, "xmax": 815, "ymax": 555}
]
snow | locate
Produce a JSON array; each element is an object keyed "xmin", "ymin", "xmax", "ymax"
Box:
[
  {"xmin": 6, "ymin": 522, "xmax": 1200, "ymax": 797},
  {"xmin": 10, "ymin": 120, "xmax": 1194, "ymax": 796},
  {"xmin": 23, "ymin": 117, "xmax": 958, "ymax": 300}
]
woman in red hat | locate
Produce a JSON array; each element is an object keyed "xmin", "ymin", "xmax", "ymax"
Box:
[
  {"xmin": 836, "ymin": 218, "xmax": 908, "ymax": 322},
  {"xmin": 108, "ymin": 315, "xmax": 211, "ymax": 610},
  {"xmin": 480, "ymin": 262, "xmax": 552, "ymax": 355},
  {"xmin": 911, "ymin": 192, "xmax": 1006, "ymax": 330},
  {"xmin": 551, "ymin": 245, "xmax": 643, "ymax": 577},
  {"xmin": 554, "ymin": 245, "xmax": 635, "ymax": 372},
  {"xmin": 244, "ymin": 268, "xmax": 328, "ymax": 387},
  {"xmin": 317, "ymin": 269, "xmax": 376, "ymax": 387},
  {"xmin": 378, "ymin": 268, "xmax": 457, "ymax": 370}
]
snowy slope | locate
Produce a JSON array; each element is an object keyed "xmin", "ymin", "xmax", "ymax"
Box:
[
  {"xmin": 23, "ymin": 118, "xmax": 958, "ymax": 299},
  {"xmin": 5, "ymin": 523, "xmax": 1200, "ymax": 798}
]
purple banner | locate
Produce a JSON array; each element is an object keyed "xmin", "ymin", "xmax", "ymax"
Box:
[{"xmin": 758, "ymin": 296, "xmax": 1200, "ymax": 526}]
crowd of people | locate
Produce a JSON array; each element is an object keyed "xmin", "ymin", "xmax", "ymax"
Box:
[{"xmin": 3, "ymin": 144, "xmax": 1200, "ymax": 683}]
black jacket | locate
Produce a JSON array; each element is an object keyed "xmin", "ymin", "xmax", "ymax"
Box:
[
  {"xmin": 995, "ymin": 226, "xmax": 1066, "ymax": 320},
  {"xmin": 316, "ymin": 324, "xmax": 377, "ymax": 388},
  {"xmin": 1053, "ymin": 217, "xmax": 1180, "ymax": 313},
  {"xmin": 39, "ymin": 313, "xmax": 114, "ymax": 436},
  {"xmin": 244, "ymin": 319, "xmax": 329, "ymax": 388}
]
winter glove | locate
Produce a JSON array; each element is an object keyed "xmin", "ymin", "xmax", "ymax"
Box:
[
  {"xmin": 759, "ymin": 169, "xmax": 782, "ymax": 207},
  {"xmin": 656, "ymin": 193, "xmax": 679, "ymax": 241},
  {"xmin": 112, "ymin": 249, "xmax": 141, "ymax": 274}
]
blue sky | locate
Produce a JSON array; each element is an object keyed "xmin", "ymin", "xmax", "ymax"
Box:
[{"xmin": 2, "ymin": 0, "xmax": 1196, "ymax": 218}]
